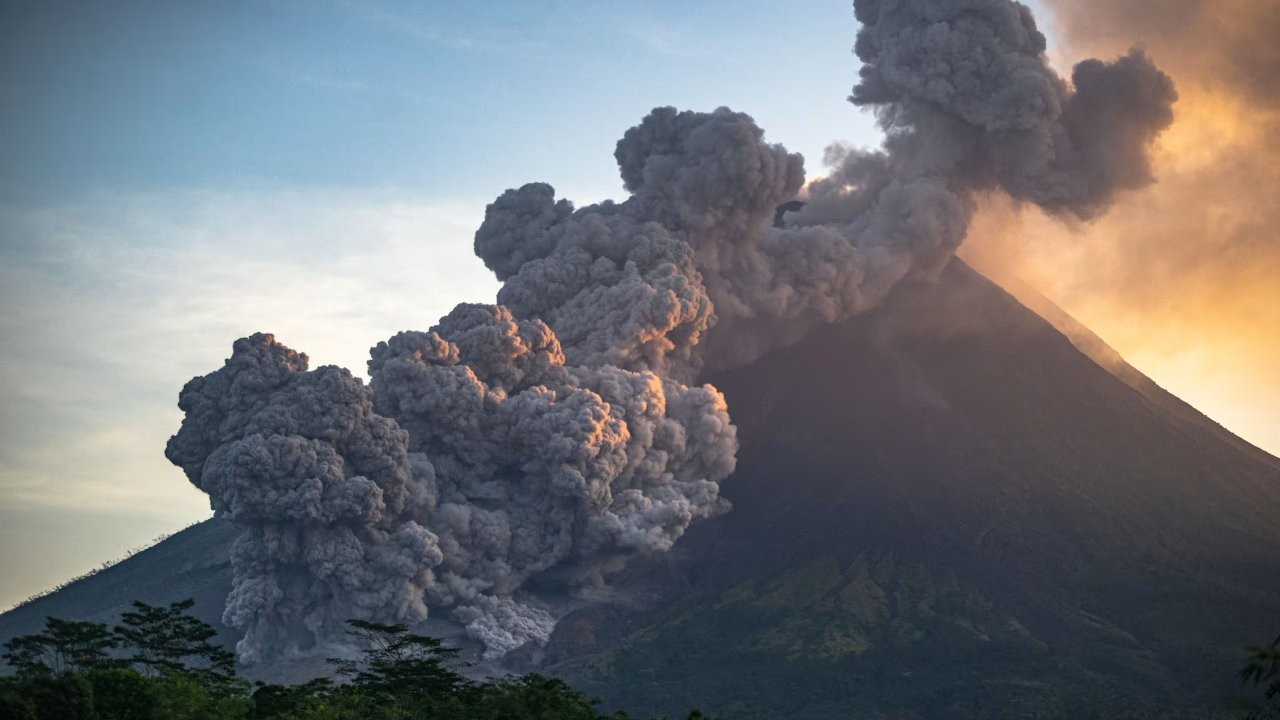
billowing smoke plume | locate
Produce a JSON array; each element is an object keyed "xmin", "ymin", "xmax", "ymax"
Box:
[
  {"xmin": 366, "ymin": 304, "xmax": 734, "ymax": 655},
  {"xmin": 165, "ymin": 334, "xmax": 442, "ymax": 664},
  {"xmin": 169, "ymin": 307, "xmax": 735, "ymax": 661},
  {"xmin": 960, "ymin": 0, "xmax": 1280, "ymax": 454},
  {"xmin": 168, "ymin": 0, "xmax": 1174, "ymax": 663},
  {"xmin": 475, "ymin": 0, "xmax": 1174, "ymax": 371}
]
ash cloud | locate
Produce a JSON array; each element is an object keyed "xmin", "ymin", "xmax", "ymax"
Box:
[
  {"xmin": 1047, "ymin": 0, "xmax": 1280, "ymax": 109},
  {"xmin": 165, "ymin": 334, "xmax": 441, "ymax": 664},
  {"xmin": 168, "ymin": 0, "xmax": 1174, "ymax": 663},
  {"xmin": 366, "ymin": 304, "xmax": 735, "ymax": 656},
  {"xmin": 963, "ymin": 0, "xmax": 1280, "ymax": 453}
]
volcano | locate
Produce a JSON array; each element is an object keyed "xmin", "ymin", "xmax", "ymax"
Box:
[{"xmin": 3, "ymin": 260, "xmax": 1278, "ymax": 718}]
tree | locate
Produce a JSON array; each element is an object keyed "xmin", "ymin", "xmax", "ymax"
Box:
[
  {"xmin": 1, "ymin": 603, "xmax": 710, "ymax": 720},
  {"xmin": 4, "ymin": 672, "xmax": 97, "ymax": 720},
  {"xmin": 471, "ymin": 674, "xmax": 603, "ymax": 720},
  {"xmin": 0, "ymin": 677, "xmax": 38, "ymax": 720},
  {"xmin": 327, "ymin": 619, "xmax": 470, "ymax": 718},
  {"xmin": 1241, "ymin": 634, "xmax": 1280, "ymax": 720},
  {"xmin": 2, "ymin": 617, "xmax": 118, "ymax": 676},
  {"xmin": 113, "ymin": 598, "xmax": 237, "ymax": 692},
  {"xmin": 149, "ymin": 669, "xmax": 251, "ymax": 720},
  {"xmin": 84, "ymin": 666, "xmax": 160, "ymax": 720},
  {"xmin": 249, "ymin": 678, "xmax": 337, "ymax": 719}
]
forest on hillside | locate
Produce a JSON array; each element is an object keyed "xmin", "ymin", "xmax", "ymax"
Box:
[
  {"xmin": 0, "ymin": 599, "xmax": 713, "ymax": 720},
  {"xmin": 1, "ymin": 598, "xmax": 1276, "ymax": 719}
]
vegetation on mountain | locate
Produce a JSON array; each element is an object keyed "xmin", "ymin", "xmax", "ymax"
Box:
[
  {"xmin": 552, "ymin": 552, "xmax": 1276, "ymax": 719},
  {"xmin": 530, "ymin": 262, "xmax": 1280, "ymax": 719},
  {"xmin": 2, "ymin": 264, "xmax": 1278, "ymax": 719},
  {"xmin": 1239, "ymin": 635, "xmax": 1280, "ymax": 719},
  {"xmin": 0, "ymin": 601, "xmax": 710, "ymax": 720}
]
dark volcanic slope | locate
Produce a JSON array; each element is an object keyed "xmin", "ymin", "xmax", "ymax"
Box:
[
  {"xmin": 0, "ymin": 519, "xmax": 237, "ymax": 648},
  {"xmin": 544, "ymin": 260, "xmax": 1280, "ymax": 720},
  {"xmin": 993, "ymin": 269, "xmax": 1274, "ymax": 461},
  {"xmin": 2, "ymin": 260, "xmax": 1277, "ymax": 718}
]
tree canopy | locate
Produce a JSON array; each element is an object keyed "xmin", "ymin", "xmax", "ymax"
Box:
[{"xmin": 0, "ymin": 601, "xmax": 714, "ymax": 720}]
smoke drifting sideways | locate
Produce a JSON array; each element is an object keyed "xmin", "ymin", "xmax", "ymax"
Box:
[
  {"xmin": 959, "ymin": 0, "xmax": 1280, "ymax": 456},
  {"xmin": 166, "ymin": 0, "xmax": 1175, "ymax": 664}
]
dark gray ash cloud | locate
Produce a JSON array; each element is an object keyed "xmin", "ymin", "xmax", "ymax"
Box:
[
  {"xmin": 168, "ymin": 0, "xmax": 1174, "ymax": 663},
  {"xmin": 165, "ymin": 334, "xmax": 441, "ymax": 664}
]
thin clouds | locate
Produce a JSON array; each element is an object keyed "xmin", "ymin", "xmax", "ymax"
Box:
[
  {"xmin": 610, "ymin": 13, "xmax": 722, "ymax": 59},
  {"xmin": 333, "ymin": 1, "xmax": 725, "ymax": 61},
  {"xmin": 346, "ymin": 2, "xmax": 487, "ymax": 52}
]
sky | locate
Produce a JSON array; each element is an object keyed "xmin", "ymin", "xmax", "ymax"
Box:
[
  {"xmin": 962, "ymin": 0, "xmax": 1280, "ymax": 463},
  {"xmin": 0, "ymin": 0, "xmax": 1274, "ymax": 611}
]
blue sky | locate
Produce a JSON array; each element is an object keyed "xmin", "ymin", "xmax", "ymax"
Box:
[
  {"xmin": 0, "ymin": 0, "xmax": 903, "ymax": 609},
  {"xmin": 2, "ymin": 0, "xmax": 901, "ymax": 205},
  {"xmin": 5, "ymin": 0, "xmax": 1197, "ymax": 612}
]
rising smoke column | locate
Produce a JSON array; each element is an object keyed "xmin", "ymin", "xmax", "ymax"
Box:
[
  {"xmin": 365, "ymin": 304, "xmax": 734, "ymax": 655},
  {"xmin": 168, "ymin": 0, "xmax": 1175, "ymax": 663},
  {"xmin": 479, "ymin": 0, "xmax": 1175, "ymax": 370},
  {"xmin": 165, "ymin": 334, "xmax": 443, "ymax": 664},
  {"xmin": 169, "ymin": 307, "xmax": 735, "ymax": 661}
]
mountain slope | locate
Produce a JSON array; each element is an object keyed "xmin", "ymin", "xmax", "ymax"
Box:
[
  {"xmin": 541, "ymin": 260, "xmax": 1280, "ymax": 719},
  {"xmin": 0, "ymin": 519, "xmax": 237, "ymax": 652},
  {"xmin": 2, "ymin": 260, "xmax": 1277, "ymax": 718},
  {"xmin": 991, "ymin": 269, "xmax": 1275, "ymax": 462}
]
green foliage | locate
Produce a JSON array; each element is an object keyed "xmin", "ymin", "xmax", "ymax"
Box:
[
  {"xmin": 86, "ymin": 666, "xmax": 161, "ymax": 720},
  {"xmin": 114, "ymin": 599, "xmax": 237, "ymax": 692},
  {"xmin": 150, "ymin": 669, "xmax": 251, "ymax": 720},
  {"xmin": 2, "ymin": 617, "xmax": 118, "ymax": 676},
  {"xmin": 5, "ymin": 671, "xmax": 97, "ymax": 720},
  {"xmin": 0, "ymin": 601, "xmax": 710, "ymax": 720},
  {"xmin": 0, "ymin": 678, "xmax": 38, "ymax": 720},
  {"xmin": 1239, "ymin": 635, "xmax": 1280, "ymax": 720},
  {"xmin": 0, "ymin": 675, "xmax": 39, "ymax": 720},
  {"xmin": 327, "ymin": 619, "xmax": 468, "ymax": 713},
  {"xmin": 550, "ymin": 553, "xmax": 1257, "ymax": 719},
  {"xmin": 3, "ymin": 594, "xmax": 1268, "ymax": 719},
  {"xmin": 248, "ymin": 679, "xmax": 338, "ymax": 720},
  {"xmin": 468, "ymin": 674, "xmax": 604, "ymax": 719}
]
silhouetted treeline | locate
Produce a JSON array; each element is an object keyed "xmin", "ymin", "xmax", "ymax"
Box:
[
  {"xmin": 0, "ymin": 599, "xmax": 712, "ymax": 720},
  {"xmin": 1238, "ymin": 634, "xmax": 1280, "ymax": 720},
  {"xmin": 3, "ymin": 598, "xmax": 1275, "ymax": 719}
]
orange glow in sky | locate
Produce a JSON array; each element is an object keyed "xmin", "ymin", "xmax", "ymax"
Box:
[{"xmin": 964, "ymin": 0, "xmax": 1280, "ymax": 456}]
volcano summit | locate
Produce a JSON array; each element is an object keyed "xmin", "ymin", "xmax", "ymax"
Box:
[
  {"xmin": 3, "ymin": 0, "xmax": 1277, "ymax": 718},
  {"xmin": 159, "ymin": 0, "xmax": 1180, "ymax": 665}
]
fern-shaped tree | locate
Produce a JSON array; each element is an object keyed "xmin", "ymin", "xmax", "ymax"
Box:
[
  {"xmin": 2, "ymin": 617, "xmax": 117, "ymax": 676},
  {"xmin": 1241, "ymin": 634, "xmax": 1280, "ymax": 720},
  {"xmin": 113, "ymin": 598, "xmax": 237, "ymax": 692}
]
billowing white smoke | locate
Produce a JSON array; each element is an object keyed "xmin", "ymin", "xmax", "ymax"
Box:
[{"xmin": 167, "ymin": 0, "xmax": 1175, "ymax": 663}]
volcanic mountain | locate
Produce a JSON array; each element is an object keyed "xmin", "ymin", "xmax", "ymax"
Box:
[{"xmin": 3, "ymin": 260, "xmax": 1278, "ymax": 718}]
